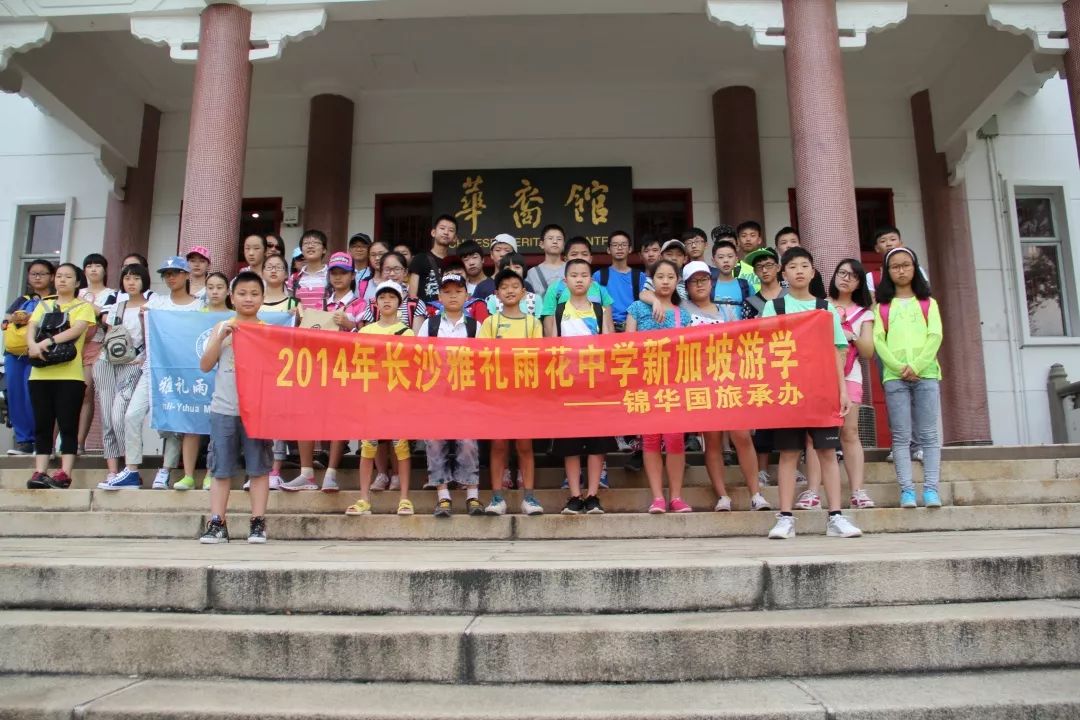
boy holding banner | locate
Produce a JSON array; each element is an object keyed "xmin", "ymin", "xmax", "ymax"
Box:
[{"xmin": 198, "ymin": 272, "xmax": 273, "ymax": 544}]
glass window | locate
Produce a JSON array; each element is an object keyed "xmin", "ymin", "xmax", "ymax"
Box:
[
  {"xmin": 1015, "ymin": 192, "xmax": 1074, "ymax": 337},
  {"xmin": 26, "ymin": 213, "xmax": 63, "ymax": 257}
]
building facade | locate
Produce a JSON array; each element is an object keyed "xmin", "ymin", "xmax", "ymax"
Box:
[{"xmin": 1, "ymin": 0, "xmax": 1079, "ymax": 447}]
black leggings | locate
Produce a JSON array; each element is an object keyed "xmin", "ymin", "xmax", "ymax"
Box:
[{"xmin": 29, "ymin": 380, "xmax": 84, "ymax": 456}]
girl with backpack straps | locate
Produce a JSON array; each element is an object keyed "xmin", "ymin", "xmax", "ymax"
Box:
[
  {"xmin": 873, "ymin": 247, "xmax": 943, "ymax": 510},
  {"xmin": 3, "ymin": 260, "xmax": 54, "ymax": 456}
]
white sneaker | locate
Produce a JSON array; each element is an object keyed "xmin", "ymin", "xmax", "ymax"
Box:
[
  {"xmin": 912, "ymin": 449, "xmax": 925, "ymax": 463},
  {"xmin": 794, "ymin": 490, "xmax": 821, "ymax": 510},
  {"xmin": 280, "ymin": 474, "xmax": 318, "ymax": 492},
  {"xmin": 389, "ymin": 475, "xmax": 401, "ymax": 491},
  {"xmin": 485, "ymin": 495, "xmax": 507, "ymax": 516},
  {"xmin": 96, "ymin": 473, "xmax": 118, "ymax": 489},
  {"xmin": 371, "ymin": 473, "xmax": 390, "ymax": 491},
  {"xmin": 714, "ymin": 496, "xmax": 732, "ymax": 512},
  {"xmin": 152, "ymin": 469, "xmax": 170, "ymax": 490},
  {"xmin": 268, "ymin": 474, "xmax": 284, "ymax": 490},
  {"xmin": 794, "ymin": 468, "xmax": 807, "ymax": 485},
  {"xmin": 886, "ymin": 451, "xmax": 895, "ymax": 463},
  {"xmin": 751, "ymin": 492, "xmax": 772, "ymax": 511},
  {"xmin": 321, "ymin": 476, "xmax": 339, "ymax": 493},
  {"xmin": 757, "ymin": 470, "xmax": 772, "ymax": 487},
  {"xmin": 242, "ymin": 479, "xmax": 251, "ymax": 491},
  {"xmin": 768, "ymin": 514, "xmax": 796, "ymax": 539},
  {"xmin": 826, "ymin": 514, "xmax": 863, "ymax": 538}
]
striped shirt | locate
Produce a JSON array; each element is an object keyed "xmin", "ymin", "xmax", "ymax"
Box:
[
  {"xmin": 287, "ymin": 264, "xmax": 328, "ymax": 310},
  {"xmin": 324, "ymin": 290, "xmax": 367, "ymax": 326}
]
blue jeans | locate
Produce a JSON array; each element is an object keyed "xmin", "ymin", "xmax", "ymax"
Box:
[
  {"xmin": 884, "ymin": 379, "xmax": 941, "ymax": 492},
  {"xmin": 4, "ymin": 353, "xmax": 34, "ymax": 444}
]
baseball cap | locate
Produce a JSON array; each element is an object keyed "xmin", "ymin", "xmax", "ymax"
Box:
[
  {"xmin": 744, "ymin": 248, "xmax": 780, "ymax": 267},
  {"xmin": 327, "ymin": 251, "xmax": 354, "ymax": 272},
  {"xmin": 349, "ymin": 232, "xmax": 372, "ymax": 247},
  {"xmin": 157, "ymin": 256, "xmax": 190, "ymax": 274},
  {"xmin": 291, "ymin": 247, "xmax": 303, "ymax": 260},
  {"xmin": 661, "ymin": 239, "xmax": 686, "ymax": 254},
  {"xmin": 681, "ymin": 261, "xmax": 712, "ymax": 282},
  {"xmin": 185, "ymin": 245, "xmax": 211, "ymax": 261},
  {"xmin": 374, "ymin": 280, "xmax": 403, "ymax": 300},
  {"xmin": 439, "ymin": 272, "xmax": 467, "ymax": 288},
  {"xmin": 491, "ymin": 233, "xmax": 518, "ymax": 252}
]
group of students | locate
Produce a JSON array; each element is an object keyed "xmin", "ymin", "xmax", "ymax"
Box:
[{"xmin": 1, "ymin": 215, "xmax": 943, "ymax": 545}]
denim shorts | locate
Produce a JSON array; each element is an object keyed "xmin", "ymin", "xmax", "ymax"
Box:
[{"xmin": 209, "ymin": 411, "xmax": 272, "ymax": 478}]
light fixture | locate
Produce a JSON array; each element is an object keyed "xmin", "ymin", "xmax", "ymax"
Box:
[{"xmin": 251, "ymin": 212, "xmax": 260, "ymax": 219}]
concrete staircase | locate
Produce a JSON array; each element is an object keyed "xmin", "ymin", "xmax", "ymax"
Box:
[{"xmin": 1, "ymin": 446, "xmax": 1079, "ymax": 717}]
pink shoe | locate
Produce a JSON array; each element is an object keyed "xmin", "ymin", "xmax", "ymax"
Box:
[
  {"xmin": 648, "ymin": 497, "xmax": 667, "ymax": 514},
  {"xmin": 669, "ymin": 497, "xmax": 693, "ymax": 513}
]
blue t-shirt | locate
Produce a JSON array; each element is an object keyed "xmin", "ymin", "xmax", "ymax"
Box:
[
  {"xmin": 712, "ymin": 278, "xmax": 748, "ymax": 322},
  {"xmin": 626, "ymin": 300, "xmax": 691, "ymax": 331},
  {"xmin": 593, "ymin": 267, "xmax": 646, "ymax": 324}
]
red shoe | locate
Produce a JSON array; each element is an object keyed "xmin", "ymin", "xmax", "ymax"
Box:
[
  {"xmin": 648, "ymin": 497, "xmax": 667, "ymax": 514},
  {"xmin": 51, "ymin": 470, "xmax": 72, "ymax": 488},
  {"xmin": 669, "ymin": 497, "xmax": 693, "ymax": 513}
]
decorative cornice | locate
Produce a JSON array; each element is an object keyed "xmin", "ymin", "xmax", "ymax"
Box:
[
  {"xmin": 706, "ymin": 0, "xmax": 907, "ymax": 51},
  {"xmin": 0, "ymin": 20, "xmax": 51, "ymax": 71},
  {"xmin": 986, "ymin": 3, "xmax": 1068, "ymax": 54}
]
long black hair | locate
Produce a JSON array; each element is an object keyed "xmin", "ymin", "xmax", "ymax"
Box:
[
  {"xmin": 828, "ymin": 258, "xmax": 872, "ymax": 308},
  {"xmin": 649, "ymin": 259, "xmax": 682, "ymax": 305},
  {"xmin": 876, "ymin": 247, "xmax": 931, "ymax": 304}
]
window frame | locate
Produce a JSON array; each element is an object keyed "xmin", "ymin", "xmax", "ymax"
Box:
[
  {"xmin": 5, "ymin": 198, "xmax": 73, "ymax": 306},
  {"xmin": 1008, "ymin": 183, "xmax": 1080, "ymax": 345}
]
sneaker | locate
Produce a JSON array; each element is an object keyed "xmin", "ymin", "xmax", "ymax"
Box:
[
  {"xmin": 794, "ymin": 468, "xmax": 808, "ymax": 485},
  {"xmin": 247, "ymin": 516, "xmax": 267, "ymax": 544},
  {"xmin": 768, "ymin": 514, "xmax": 796, "ymax": 539},
  {"xmin": 900, "ymin": 489, "xmax": 917, "ymax": 508},
  {"xmin": 152, "ymin": 469, "xmax": 171, "ymax": 490},
  {"xmin": 562, "ymin": 496, "xmax": 585, "ymax": 515},
  {"xmin": 434, "ymin": 498, "xmax": 452, "ymax": 517},
  {"xmin": 199, "ymin": 518, "xmax": 229, "ymax": 544},
  {"xmin": 101, "ymin": 468, "xmax": 142, "ymax": 490},
  {"xmin": 485, "ymin": 495, "xmax": 507, "ymax": 516},
  {"xmin": 242, "ymin": 479, "xmax": 250, "ymax": 491},
  {"xmin": 670, "ymin": 497, "xmax": 693, "ymax": 513},
  {"xmin": 750, "ymin": 492, "xmax": 772, "ymax": 511},
  {"xmin": 371, "ymin": 473, "xmax": 391, "ymax": 491},
  {"xmin": 850, "ymin": 489, "xmax": 876, "ymax": 509},
  {"xmin": 912, "ymin": 449, "xmax": 925, "ymax": 463},
  {"xmin": 584, "ymin": 495, "xmax": 605, "ymax": 514},
  {"xmin": 50, "ymin": 470, "xmax": 71, "ymax": 489},
  {"xmin": 174, "ymin": 475, "xmax": 196, "ymax": 491},
  {"xmin": 560, "ymin": 477, "xmax": 571, "ymax": 491},
  {"xmin": 7, "ymin": 442, "xmax": 33, "ymax": 456},
  {"xmin": 27, "ymin": 471, "xmax": 57, "ymax": 489},
  {"xmin": 599, "ymin": 461, "xmax": 610, "ymax": 489},
  {"xmin": 321, "ymin": 476, "xmax": 340, "ymax": 493},
  {"xmin": 467, "ymin": 497, "xmax": 485, "ymax": 516},
  {"xmin": 624, "ymin": 450, "xmax": 643, "ymax": 473},
  {"xmin": 648, "ymin": 497, "xmax": 667, "ymax": 514},
  {"xmin": 268, "ymin": 474, "xmax": 284, "ymax": 491},
  {"xmin": 836, "ymin": 450, "xmax": 844, "ymax": 463},
  {"xmin": 312, "ymin": 450, "xmax": 328, "ymax": 469},
  {"xmin": 685, "ymin": 434, "xmax": 702, "ymax": 452},
  {"xmin": 96, "ymin": 473, "xmax": 118, "ymax": 489},
  {"xmin": 397, "ymin": 499, "xmax": 414, "ymax": 516},
  {"xmin": 886, "ymin": 451, "xmax": 895, "ymax": 463},
  {"xmin": 616, "ymin": 436, "xmax": 634, "ymax": 451},
  {"xmin": 826, "ymin": 514, "xmax": 863, "ymax": 538},
  {"xmin": 345, "ymin": 499, "xmax": 371, "ymax": 515},
  {"xmin": 521, "ymin": 495, "xmax": 544, "ymax": 516},
  {"xmin": 281, "ymin": 474, "xmax": 318, "ymax": 492},
  {"xmin": 201, "ymin": 475, "xmax": 212, "ymax": 490},
  {"xmin": 389, "ymin": 475, "xmax": 402, "ymax": 491},
  {"xmin": 923, "ymin": 488, "xmax": 942, "ymax": 508},
  {"xmin": 714, "ymin": 496, "xmax": 732, "ymax": 512},
  {"xmin": 757, "ymin": 470, "xmax": 772, "ymax": 487},
  {"xmin": 795, "ymin": 490, "xmax": 821, "ymax": 510}
]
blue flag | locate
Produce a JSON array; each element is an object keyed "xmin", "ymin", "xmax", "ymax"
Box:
[{"xmin": 149, "ymin": 310, "xmax": 292, "ymax": 434}]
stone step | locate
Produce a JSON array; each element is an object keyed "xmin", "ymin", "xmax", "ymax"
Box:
[
  {"xmin": 0, "ymin": 457, "xmax": 1075, "ymax": 490},
  {"xmin": 2, "ymin": 503, "xmax": 1079, "ymax": 540},
  {"xmin": 3, "ymin": 668, "xmax": 1080, "ymax": 719},
  {"xmin": 2, "ymin": 599, "xmax": 1079, "ymax": 682},
  {"xmin": 0, "ymin": 483, "xmax": 964, "ymax": 514},
  {"xmin": 1, "ymin": 532, "xmax": 1076, "ymax": 615}
]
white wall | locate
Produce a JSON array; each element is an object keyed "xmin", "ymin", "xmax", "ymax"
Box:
[{"xmin": 962, "ymin": 75, "xmax": 1080, "ymax": 445}]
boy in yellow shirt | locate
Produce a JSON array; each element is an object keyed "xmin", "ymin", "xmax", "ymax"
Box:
[{"xmin": 479, "ymin": 269, "xmax": 544, "ymax": 516}]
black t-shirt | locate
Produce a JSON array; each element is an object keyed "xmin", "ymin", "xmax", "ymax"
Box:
[{"xmin": 409, "ymin": 252, "xmax": 443, "ymax": 304}]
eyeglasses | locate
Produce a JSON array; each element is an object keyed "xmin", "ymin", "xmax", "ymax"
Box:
[
  {"xmin": 383, "ymin": 265, "xmax": 405, "ymax": 274},
  {"xmin": 687, "ymin": 276, "xmax": 711, "ymax": 285},
  {"xmin": 755, "ymin": 262, "xmax": 778, "ymax": 271},
  {"xmin": 609, "ymin": 243, "xmax": 630, "ymax": 250},
  {"xmin": 889, "ymin": 263, "xmax": 914, "ymax": 271},
  {"xmin": 835, "ymin": 270, "xmax": 858, "ymax": 280},
  {"xmin": 28, "ymin": 272, "xmax": 51, "ymax": 278},
  {"xmin": 301, "ymin": 240, "xmax": 323, "ymax": 248}
]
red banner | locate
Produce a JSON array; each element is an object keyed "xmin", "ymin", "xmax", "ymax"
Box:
[{"xmin": 233, "ymin": 311, "xmax": 840, "ymax": 441}]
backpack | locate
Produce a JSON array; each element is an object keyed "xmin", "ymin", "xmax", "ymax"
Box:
[
  {"xmin": 555, "ymin": 301, "xmax": 604, "ymax": 336},
  {"xmin": 427, "ymin": 313, "xmax": 478, "ymax": 338},
  {"xmin": 879, "ymin": 298, "xmax": 931, "ymax": 336},
  {"xmin": 597, "ymin": 267, "xmax": 643, "ymax": 303},
  {"xmin": 840, "ymin": 306, "xmax": 870, "ymax": 377},
  {"xmin": 30, "ymin": 299, "xmax": 85, "ymax": 368},
  {"xmin": 772, "ymin": 297, "xmax": 829, "ymax": 315},
  {"xmin": 3, "ymin": 295, "xmax": 40, "ymax": 356},
  {"xmin": 102, "ymin": 300, "xmax": 144, "ymax": 365}
]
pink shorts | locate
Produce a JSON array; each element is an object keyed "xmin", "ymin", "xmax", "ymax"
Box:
[
  {"xmin": 846, "ymin": 380, "xmax": 863, "ymax": 405},
  {"xmin": 83, "ymin": 340, "xmax": 103, "ymax": 367},
  {"xmin": 641, "ymin": 433, "xmax": 685, "ymax": 454}
]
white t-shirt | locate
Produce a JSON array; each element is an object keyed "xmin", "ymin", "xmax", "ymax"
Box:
[{"xmin": 839, "ymin": 306, "xmax": 874, "ymax": 384}]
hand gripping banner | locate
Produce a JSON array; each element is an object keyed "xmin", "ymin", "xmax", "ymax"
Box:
[{"xmin": 233, "ymin": 311, "xmax": 841, "ymax": 441}]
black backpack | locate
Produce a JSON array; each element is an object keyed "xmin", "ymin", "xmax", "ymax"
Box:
[
  {"xmin": 773, "ymin": 296, "xmax": 829, "ymax": 315},
  {"xmin": 598, "ymin": 266, "xmax": 643, "ymax": 303},
  {"xmin": 426, "ymin": 313, "xmax": 478, "ymax": 338},
  {"xmin": 555, "ymin": 301, "xmax": 604, "ymax": 336}
]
